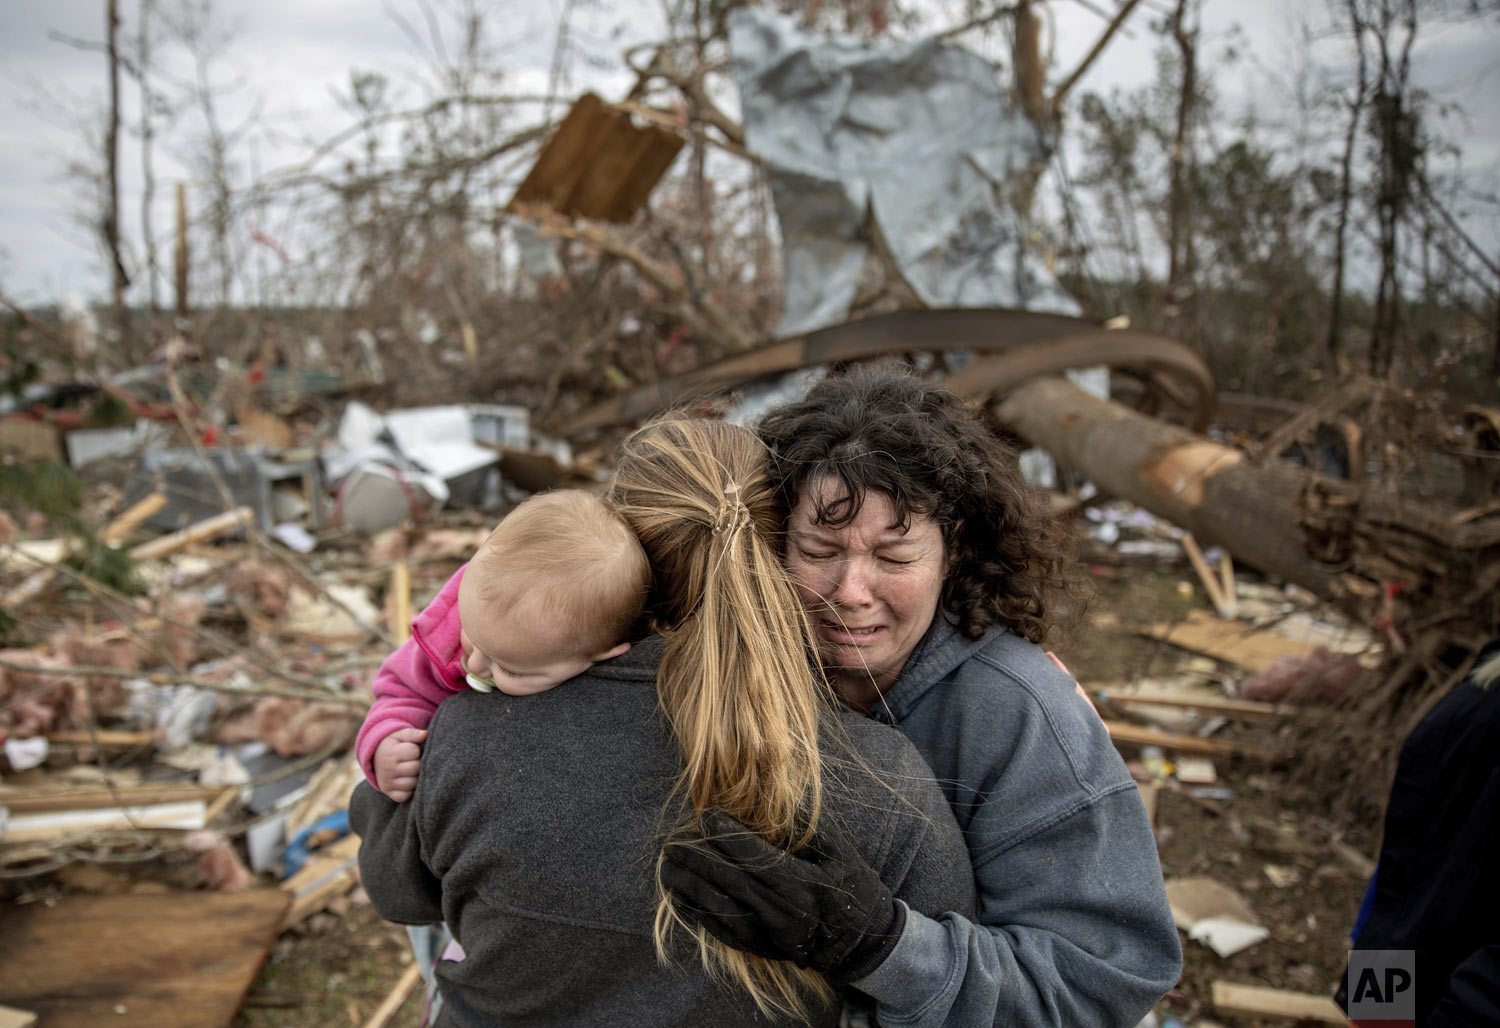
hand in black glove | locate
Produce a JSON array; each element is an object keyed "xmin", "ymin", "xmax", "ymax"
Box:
[{"xmin": 660, "ymin": 808, "xmax": 906, "ymax": 984}]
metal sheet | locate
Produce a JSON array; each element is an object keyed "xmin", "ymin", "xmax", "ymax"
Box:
[{"xmin": 729, "ymin": 7, "xmax": 1080, "ymax": 334}]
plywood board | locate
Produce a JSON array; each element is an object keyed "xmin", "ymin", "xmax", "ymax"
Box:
[
  {"xmin": 508, "ymin": 92, "xmax": 684, "ymax": 223},
  {"xmin": 1140, "ymin": 609, "xmax": 1321, "ymax": 672},
  {"xmin": 0, "ymin": 889, "xmax": 291, "ymax": 1028}
]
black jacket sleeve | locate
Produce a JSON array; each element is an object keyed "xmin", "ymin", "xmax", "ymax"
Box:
[{"xmin": 349, "ymin": 779, "xmax": 443, "ymax": 926}]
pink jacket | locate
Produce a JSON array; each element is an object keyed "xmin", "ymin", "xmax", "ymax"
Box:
[{"xmin": 355, "ymin": 564, "xmax": 469, "ymax": 788}]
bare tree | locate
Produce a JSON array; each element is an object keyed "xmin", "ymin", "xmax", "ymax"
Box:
[
  {"xmin": 1164, "ymin": 0, "xmax": 1200, "ymax": 340},
  {"xmin": 105, "ymin": 0, "xmax": 132, "ymax": 353},
  {"xmin": 1326, "ymin": 0, "xmax": 1370, "ymax": 381},
  {"xmin": 136, "ymin": 0, "xmax": 164, "ymax": 314}
]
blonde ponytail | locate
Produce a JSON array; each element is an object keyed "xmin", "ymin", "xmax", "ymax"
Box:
[{"xmin": 610, "ymin": 416, "xmax": 836, "ymax": 1020}]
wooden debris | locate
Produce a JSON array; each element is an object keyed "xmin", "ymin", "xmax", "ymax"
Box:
[
  {"xmin": 508, "ymin": 93, "xmax": 685, "ymax": 224},
  {"xmin": 100, "ymin": 492, "xmax": 169, "ymax": 546},
  {"xmin": 280, "ymin": 831, "xmax": 362, "ymax": 930},
  {"xmin": 1091, "ymin": 688, "xmax": 1288, "ymax": 719},
  {"xmin": 0, "ymin": 783, "xmax": 229, "ymax": 815},
  {"xmin": 0, "ymin": 890, "xmax": 291, "ymax": 1028},
  {"xmin": 1210, "ymin": 981, "xmax": 1345, "ymax": 1023},
  {"xmin": 387, "ymin": 561, "xmax": 411, "ymax": 644},
  {"xmin": 127, "ymin": 506, "xmax": 254, "ymax": 562},
  {"xmin": 44, "ymin": 729, "xmax": 153, "ymax": 748},
  {"xmin": 1140, "ymin": 610, "xmax": 1322, "ymax": 673},
  {"xmin": 2, "ymin": 799, "xmax": 208, "ymax": 844},
  {"xmin": 1181, "ymin": 533, "xmax": 1236, "ymax": 617},
  {"xmin": 1103, "ymin": 720, "xmax": 1270, "ymax": 758},
  {"xmin": 286, "ymin": 758, "xmax": 362, "ymax": 840},
  {"xmin": 361, "ymin": 962, "xmax": 424, "ymax": 1028}
]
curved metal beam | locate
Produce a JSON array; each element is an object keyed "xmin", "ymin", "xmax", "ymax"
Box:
[{"xmin": 559, "ymin": 309, "xmax": 1215, "ymax": 435}]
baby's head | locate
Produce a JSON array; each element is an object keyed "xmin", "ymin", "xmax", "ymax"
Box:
[{"xmin": 456, "ymin": 490, "xmax": 650, "ymax": 696}]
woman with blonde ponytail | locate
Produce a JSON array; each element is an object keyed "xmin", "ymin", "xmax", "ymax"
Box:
[{"xmin": 351, "ymin": 415, "xmax": 974, "ymax": 1027}]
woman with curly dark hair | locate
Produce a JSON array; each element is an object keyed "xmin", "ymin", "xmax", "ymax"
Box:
[{"xmin": 664, "ymin": 368, "xmax": 1182, "ymax": 1027}]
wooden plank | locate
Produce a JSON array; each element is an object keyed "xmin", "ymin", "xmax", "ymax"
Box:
[
  {"xmin": 1210, "ymin": 981, "xmax": 1346, "ymax": 1024},
  {"xmin": 1103, "ymin": 720, "xmax": 1271, "ymax": 758},
  {"xmin": 1140, "ymin": 609, "xmax": 1322, "ymax": 672},
  {"xmin": 0, "ymin": 783, "xmax": 228, "ymax": 815},
  {"xmin": 128, "ymin": 506, "xmax": 253, "ymax": 562},
  {"xmin": 361, "ymin": 962, "xmax": 423, "ymax": 1028},
  {"xmin": 1091, "ymin": 689, "xmax": 1288, "ymax": 719},
  {"xmin": 388, "ymin": 561, "xmax": 411, "ymax": 644},
  {"xmin": 44, "ymin": 730, "xmax": 154, "ymax": 747},
  {"xmin": 100, "ymin": 492, "xmax": 169, "ymax": 546},
  {"xmin": 2, "ymin": 799, "xmax": 206, "ymax": 844},
  {"xmin": 1181, "ymin": 534, "xmax": 1229, "ymax": 615},
  {"xmin": 280, "ymin": 831, "xmax": 362, "ymax": 930},
  {"xmin": 0, "ymin": 889, "xmax": 291, "ymax": 1028},
  {"xmin": 507, "ymin": 92, "xmax": 682, "ymax": 223}
]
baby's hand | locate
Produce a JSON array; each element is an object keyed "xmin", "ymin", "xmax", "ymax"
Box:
[{"xmin": 373, "ymin": 728, "xmax": 428, "ymax": 802}]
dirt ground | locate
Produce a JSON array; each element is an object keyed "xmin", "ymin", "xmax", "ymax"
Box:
[{"xmin": 225, "ymin": 559, "xmax": 1377, "ymax": 1028}]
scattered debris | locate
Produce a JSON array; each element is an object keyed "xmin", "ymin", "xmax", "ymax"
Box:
[{"xmin": 1165, "ymin": 877, "xmax": 1270, "ymax": 958}]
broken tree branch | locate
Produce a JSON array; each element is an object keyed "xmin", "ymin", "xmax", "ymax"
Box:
[
  {"xmin": 1051, "ymin": 0, "xmax": 1146, "ymax": 116},
  {"xmin": 538, "ymin": 217, "xmax": 753, "ymax": 350}
]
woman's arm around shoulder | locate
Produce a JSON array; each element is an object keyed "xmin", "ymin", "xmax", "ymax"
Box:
[{"xmin": 855, "ymin": 639, "xmax": 1182, "ymax": 1028}]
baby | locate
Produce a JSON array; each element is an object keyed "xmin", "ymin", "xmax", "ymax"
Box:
[{"xmin": 356, "ymin": 489, "xmax": 651, "ymax": 801}]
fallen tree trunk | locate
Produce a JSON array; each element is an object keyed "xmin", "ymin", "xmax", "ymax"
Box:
[{"xmin": 989, "ymin": 376, "xmax": 1500, "ymax": 650}]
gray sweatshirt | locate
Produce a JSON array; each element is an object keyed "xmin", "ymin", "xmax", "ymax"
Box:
[
  {"xmin": 849, "ymin": 616, "xmax": 1183, "ymax": 1027},
  {"xmin": 350, "ymin": 635, "xmax": 977, "ymax": 1028}
]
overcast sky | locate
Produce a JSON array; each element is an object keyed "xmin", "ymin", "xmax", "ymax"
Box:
[{"xmin": 1, "ymin": 0, "xmax": 1496, "ymax": 308}]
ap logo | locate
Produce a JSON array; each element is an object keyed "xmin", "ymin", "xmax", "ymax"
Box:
[{"xmin": 1347, "ymin": 949, "xmax": 1415, "ymax": 1027}]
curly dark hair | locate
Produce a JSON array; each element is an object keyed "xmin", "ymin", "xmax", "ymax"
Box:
[{"xmin": 757, "ymin": 366, "xmax": 1079, "ymax": 645}]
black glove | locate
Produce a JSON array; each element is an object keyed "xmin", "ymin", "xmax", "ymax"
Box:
[{"xmin": 660, "ymin": 808, "xmax": 906, "ymax": 984}]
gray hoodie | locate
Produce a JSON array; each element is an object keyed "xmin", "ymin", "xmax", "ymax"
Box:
[
  {"xmin": 849, "ymin": 616, "xmax": 1183, "ymax": 1027},
  {"xmin": 350, "ymin": 635, "xmax": 977, "ymax": 1028}
]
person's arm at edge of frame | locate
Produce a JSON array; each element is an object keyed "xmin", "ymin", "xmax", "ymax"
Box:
[
  {"xmin": 851, "ymin": 677, "xmax": 1182, "ymax": 1027},
  {"xmin": 1427, "ymin": 943, "xmax": 1500, "ymax": 1028}
]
